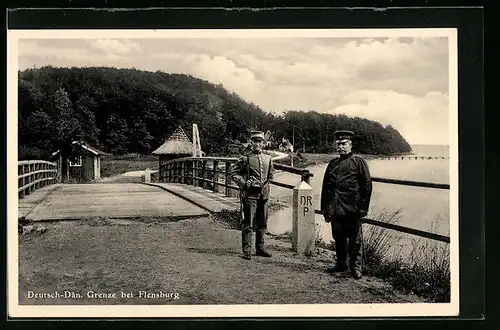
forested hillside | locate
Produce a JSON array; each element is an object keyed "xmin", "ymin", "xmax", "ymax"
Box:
[{"xmin": 18, "ymin": 66, "xmax": 412, "ymax": 159}]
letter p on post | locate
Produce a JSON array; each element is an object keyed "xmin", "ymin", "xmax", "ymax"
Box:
[{"xmin": 292, "ymin": 180, "xmax": 315, "ymax": 255}]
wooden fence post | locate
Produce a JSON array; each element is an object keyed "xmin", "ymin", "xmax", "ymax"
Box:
[
  {"xmin": 192, "ymin": 160, "xmax": 198, "ymax": 187},
  {"xmin": 213, "ymin": 160, "xmax": 219, "ymax": 193},
  {"xmin": 29, "ymin": 164, "xmax": 34, "ymax": 194},
  {"xmin": 34, "ymin": 163, "xmax": 38, "ymax": 190},
  {"xmin": 193, "ymin": 160, "xmax": 198, "ymax": 187},
  {"xmin": 166, "ymin": 162, "xmax": 170, "ymax": 183},
  {"xmin": 225, "ymin": 161, "xmax": 232, "ymax": 197},
  {"xmin": 175, "ymin": 162, "xmax": 179, "ymax": 183},
  {"xmin": 25, "ymin": 164, "xmax": 29, "ymax": 195},
  {"xmin": 159, "ymin": 161, "xmax": 163, "ymax": 182},
  {"xmin": 41, "ymin": 163, "xmax": 44, "ymax": 188},
  {"xmin": 19, "ymin": 164, "xmax": 24, "ymax": 199},
  {"xmin": 301, "ymin": 171, "xmax": 312, "ymax": 184},
  {"xmin": 178, "ymin": 162, "xmax": 182, "ymax": 183},
  {"xmin": 181, "ymin": 161, "xmax": 186, "ymax": 184},
  {"xmin": 170, "ymin": 163, "xmax": 174, "ymax": 183},
  {"xmin": 168, "ymin": 163, "xmax": 172, "ymax": 183},
  {"xmin": 188, "ymin": 160, "xmax": 193, "ymax": 185},
  {"xmin": 179, "ymin": 162, "xmax": 183, "ymax": 184},
  {"xmin": 202, "ymin": 160, "xmax": 207, "ymax": 189}
]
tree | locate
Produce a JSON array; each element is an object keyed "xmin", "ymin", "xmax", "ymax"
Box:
[
  {"xmin": 129, "ymin": 118, "xmax": 153, "ymax": 153},
  {"xmin": 74, "ymin": 95, "xmax": 100, "ymax": 146},
  {"xmin": 18, "ymin": 80, "xmax": 46, "ymax": 147},
  {"xmin": 25, "ymin": 111, "xmax": 54, "ymax": 152},
  {"xmin": 105, "ymin": 114, "xmax": 129, "ymax": 154},
  {"xmin": 143, "ymin": 96, "xmax": 176, "ymax": 147},
  {"xmin": 52, "ymin": 88, "xmax": 83, "ymax": 152},
  {"xmin": 17, "ymin": 66, "xmax": 413, "ymax": 157}
]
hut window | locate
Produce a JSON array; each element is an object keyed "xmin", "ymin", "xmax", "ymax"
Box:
[{"xmin": 69, "ymin": 156, "xmax": 82, "ymax": 167}]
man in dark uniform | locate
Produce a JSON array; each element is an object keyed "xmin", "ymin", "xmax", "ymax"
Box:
[
  {"xmin": 320, "ymin": 130, "xmax": 373, "ymax": 279},
  {"xmin": 231, "ymin": 131, "xmax": 275, "ymax": 260}
]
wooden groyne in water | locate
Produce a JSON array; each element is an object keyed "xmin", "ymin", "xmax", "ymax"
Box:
[{"xmin": 376, "ymin": 156, "xmax": 449, "ymax": 160}]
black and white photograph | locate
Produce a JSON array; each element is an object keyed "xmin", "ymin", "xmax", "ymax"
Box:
[{"xmin": 8, "ymin": 28, "xmax": 458, "ymax": 318}]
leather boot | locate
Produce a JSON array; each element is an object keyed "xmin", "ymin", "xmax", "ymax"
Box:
[
  {"xmin": 256, "ymin": 249, "xmax": 272, "ymax": 257},
  {"xmin": 255, "ymin": 229, "xmax": 272, "ymax": 257},
  {"xmin": 351, "ymin": 269, "xmax": 362, "ymax": 280},
  {"xmin": 242, "ymin": 229, "xmax": 252, "ymax": 256},
  {"xmin": 326, "ymin": 263, "xmax": 348, "ymax": 273}
]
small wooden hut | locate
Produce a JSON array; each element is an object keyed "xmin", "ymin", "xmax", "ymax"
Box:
[{"xmin": 51, "ymin": 141, "xmax": 106, "ymax": 183}]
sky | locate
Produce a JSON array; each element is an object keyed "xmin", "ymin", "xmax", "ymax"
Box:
[{"xmin": 18, "ymin": 34, "xmax": 451, "ymax": 145}]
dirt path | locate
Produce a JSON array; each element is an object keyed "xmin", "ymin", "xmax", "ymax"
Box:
[
  {"xmin": 97, "ymin": 170, "xmax": 158, "ymax": 183},
  {"xmin": 19, "ymin": 216, "xmax": 425, "ymax": 305}
]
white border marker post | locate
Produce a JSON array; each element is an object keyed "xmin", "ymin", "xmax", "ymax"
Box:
[
  {"xmin": 144, "ymin": 168, "xmax": 151, "ymax": 183},
  {"xmin": 292, "ymin": 180, "xmax": 316, "ymax": 255}
]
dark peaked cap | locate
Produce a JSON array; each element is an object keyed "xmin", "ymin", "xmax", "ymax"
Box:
[
  {"xmin": 334, "ymin": 130, "xmax": 355, "ymax": 141},
  {"xmin": 250, "ymin": 131, "xmax": 265, "ymax": 140}
]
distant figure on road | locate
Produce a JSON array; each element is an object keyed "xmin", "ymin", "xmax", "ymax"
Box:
[
  {"xmin": 231, "ymin": 131, "xmax": 275, "ymax": 260},
  {"xmin": 320, "ymin": 130, "xmax": 373, "ymax": 279},
  {"xmin": 278, "ymin": 137, "xmax": 294, "ymax": 153}
]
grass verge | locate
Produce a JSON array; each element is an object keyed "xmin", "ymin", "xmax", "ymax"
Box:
[
  {"xmin": 370, "ymin": 238, "xmax": 450, "ymax": 303},
  {"xmin": 100, "ymin": 154, "xmax": 158, "ymax": 178},
  {"xmin": 316, "ymin": 209, "xmax": 450, "ymax": 303},
  {"xmin": 363, "ymin": 210, "xmax": 450, "ymax": 302}
]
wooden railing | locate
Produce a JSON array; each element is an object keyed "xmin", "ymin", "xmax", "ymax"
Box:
[
  {"xmin": 157, "ymin": 156, "xmax": 312, "ymax": 196},
  {"xmin": 158, "ymin": 156, "xmax": 450, "ymax": 243},
  {"xmin": 18, "ymin": 160, "xmax": 59, "ymax": 199}
]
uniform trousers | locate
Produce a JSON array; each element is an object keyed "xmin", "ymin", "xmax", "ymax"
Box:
[
  {"xmin": 241, "ymin": 197, "xmax": 268, "ymax": 253},
  {"xmin": 330, "ymin": 215, "xmax": 363, "ymax": 271}
]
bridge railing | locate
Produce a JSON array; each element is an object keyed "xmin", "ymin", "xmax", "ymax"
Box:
[
  {"xmin": 18, "ymin": 160, "xmax": 59, "ymax": 199},
  {"xmin": 156, "ymin": 156, "xmax": 312, "ymax": 196},
  {"xmin": 158, "ymin": 156, "xmax": 450, "ymax": 243}
]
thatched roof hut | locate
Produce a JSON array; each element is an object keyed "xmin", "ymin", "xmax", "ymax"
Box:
[
  {"xmin": 152, "ymin": 125, "xmax": 205, "ymax": 183},
  {"xmin": 152, "ymin": 125, "xmax": 194, "ymax": 157}
]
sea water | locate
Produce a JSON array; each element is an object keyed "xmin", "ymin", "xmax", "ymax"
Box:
[{"xmin": 268, "ymin": 145, "xmax": 451, "ymax": 254}]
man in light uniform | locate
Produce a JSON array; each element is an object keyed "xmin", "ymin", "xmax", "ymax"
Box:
[
  {"xmin": 231, "ymin": 131, "xmax": 275, "ymax": 260},
  {"xmin": 320, "ymin": 130, "xmax": 373, "ymax": 279}
]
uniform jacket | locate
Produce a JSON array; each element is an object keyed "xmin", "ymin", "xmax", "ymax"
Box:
[
  {"xmin": 231, "ymin": 151, "xmax": 274, "ymax": 199},
  {"xmin": 321, "ymin": 152, "xmax": 373, "ymax": 218}
]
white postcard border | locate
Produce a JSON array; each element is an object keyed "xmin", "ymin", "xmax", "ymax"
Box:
[{"xmin": 7, "ymin": 27, "xmax": 459, "ymax": 318}]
